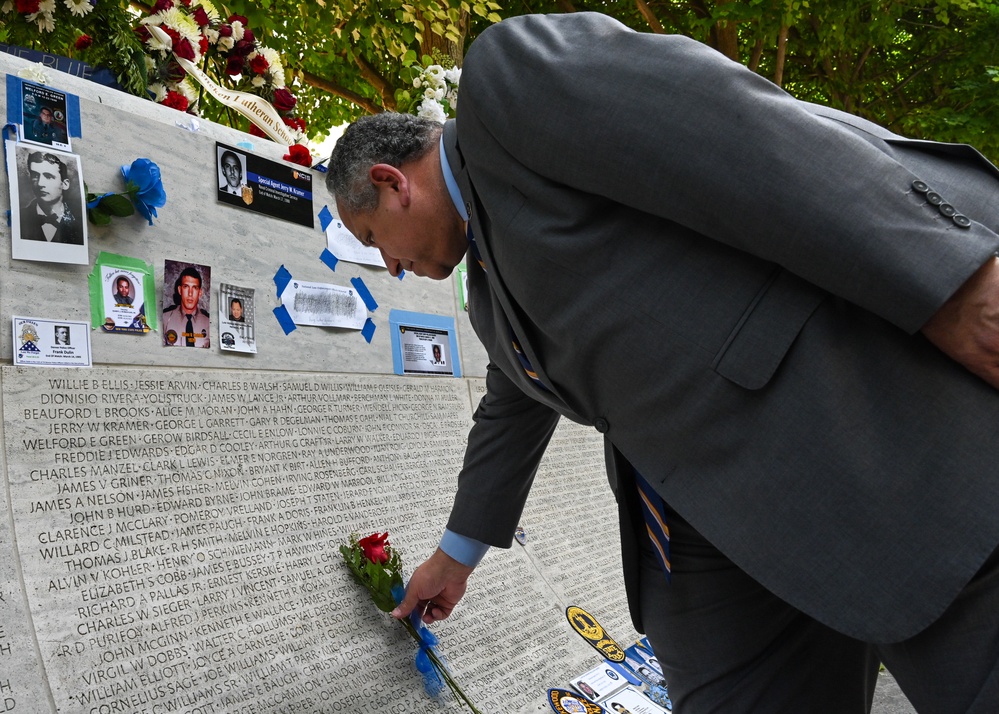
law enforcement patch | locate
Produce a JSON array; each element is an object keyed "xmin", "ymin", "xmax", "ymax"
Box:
[
  {"xmin": 566, "ymin": 605, "xmax": 626, "ymax": 662},
  {"xmin": 221, "ymin": 332, "xmax": 236, "ymax": 347},
  {"xmin": 165, "ymin": 330, "xmax": 178, "ymax": 345},
  {"xmin": 547, "ymin": 688, "xmax": 605, "ymax": 714}
]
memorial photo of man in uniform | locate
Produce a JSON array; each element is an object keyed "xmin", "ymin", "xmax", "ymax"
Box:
[
  {"xmin": 25, "ymin": 106, "xmax": 69, "ymax": 146},
  {"xmin": 112, "ymin": 275, "xmax": 134, "ymax": 305},
  {"xmin": 8, "ymin": 143, "xmax": 88, "ymax": 265},
  {"xmin": 162, "ymin": 260, "xmax": 211, "ymax": 348}
]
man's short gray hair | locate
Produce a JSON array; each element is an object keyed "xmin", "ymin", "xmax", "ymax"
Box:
[{"xmin": 325, "ymin": 113, "xmax": 443, "ymax": 214}]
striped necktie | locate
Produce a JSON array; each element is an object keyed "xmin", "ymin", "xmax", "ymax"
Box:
[{"xmin": 470, "ymin": 225, "xmax": 667, "ymax": 579}]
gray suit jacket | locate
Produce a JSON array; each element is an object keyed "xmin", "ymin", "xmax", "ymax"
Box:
[{"xmin": 444, "ymin": 12, "xmax": 999, "ymax": 643}]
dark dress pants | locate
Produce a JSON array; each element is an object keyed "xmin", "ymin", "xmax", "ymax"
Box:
[{"xmin": 638, "ymin": 503, "xmax": 999, "ymax": 713}]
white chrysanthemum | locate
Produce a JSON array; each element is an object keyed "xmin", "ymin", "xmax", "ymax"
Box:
[
  {"xmin": 217, "ymin": 36, "xmax": 235, "ymax": 51},
  {"xmin": 64, "ymin": 0, "xmax": 93, "ymax": 17},
  {"xmin": 148, "ymin": 82, "xmax": 168, "ymax": 103},
  {"xmin": 259, "ymin": 47, "xmax": 283, "ymax": 80},
  {"xmin": 231, "ymin": 20, "xmax": 244, "ymax": 42},
  {"xmin": 444, "ymin": 67, "xmax": 461, "ymax": 84},
  {"xmin": 251, "ymin": 75, "xmax": 266, "ymax": 87},
  {"xmin": 160, "ymin": 7, "xmax": 201, "ymax": 43},
  {"xmin": 145, "ymin": 30, "xmax": 172, "ymax": 53},
  {"xmin": 176, "ymin": 77, "xmax": 199, "ymax": 103},
  {"xmin": 204, "ymin": 28, "xmax": 219, "ymax": 44},
  {"xmin": 1, "ymin": 2, "xmax": 12, "ymax": 13},
  {"xmin": 417, "ymin": 98, "xmax": 446, "ymax": 123},
  {"xmin": 144, "ymin": 55, "xmax": 157, "ymax": 71}
]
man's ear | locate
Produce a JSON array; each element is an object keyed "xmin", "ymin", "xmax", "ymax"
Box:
[{"xmin": 369, "ymin": 164, "xmax": 410, "ymax": 206}]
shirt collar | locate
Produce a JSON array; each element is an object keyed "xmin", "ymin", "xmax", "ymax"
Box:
[{"xmin": 439, "ymin": 135, "xmax": 468, "ymax": 221}]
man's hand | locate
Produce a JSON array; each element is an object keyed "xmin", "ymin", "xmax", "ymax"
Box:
[
  {"xmin": 391, "ymin": 547, "xmax": 475, "ymax": 625},
  {"xmin": 922, "ymin": 255, "xmax": 999, "ymax": 390}
]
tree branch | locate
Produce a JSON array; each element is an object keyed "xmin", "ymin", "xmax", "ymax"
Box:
[
  {"xmin": 634, "ymin": 0, "xmax": 665, "ymax": 33},
  {"xmin": 301, "ymin": 69, "xmax": 385, "ymax": 115},
  {"xmin": 352, "ymin": 54, "xmax": 396, "ymax": 110}
]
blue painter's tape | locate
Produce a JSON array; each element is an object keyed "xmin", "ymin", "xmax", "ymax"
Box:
[
  {"xmin": 273, "ymin": 265, "xmax": 292, "ymax": 297},
  {"xmin": 318, "ymin": 205, "xmax": 334, "ymax": 232},
  {"xmin": 397, "ymin": 270, "xmax": 405, "ymax": 281},
  {"xmin": 6, "ymin": 75, "xmax": 21, "ymax": 125},
  {"xmin": 236, "ymin": 141, "xmax": 254, "ymax": 151},
  {"xmin": 319, "ymin": 248, "xmax": 338, "ymax": 272},
  {"xmin": 361, "ymin": 318, "xmax": 376, "ymax": 343},
  {"xmin": 350, "ymin": 277, "xmax": 377, "ymax": 312},
  {"xmin": 273, "ymin": 305, "xmax": 296, "ymax": 335},
  {"xmin": 66, "ymin": 94, "xmax": 81, "ymax": 137}
]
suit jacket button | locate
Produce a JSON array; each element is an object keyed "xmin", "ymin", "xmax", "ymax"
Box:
[
  {"xmin": 953, "ymin": 214, "xmax": 972, "ymax": 228},
  {"xmin": 926, "ymin": 191, "xmax": 944, "ymax": 206},
  {"xmin": 594, "ymin": 418, "xmax": 610, "ymax": 433},
  {"xmin": 938, "ymin": 203, "xmax": 956, "ymax": 217},
  {"xmin": 911, "ymin": 180, "xmax": 929, "ymax": 193}
]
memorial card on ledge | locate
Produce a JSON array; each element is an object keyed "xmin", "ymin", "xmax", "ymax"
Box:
[
  {"xmin": 5, "ymin": 140, "xmax": 88, "ymax": 265},
  {"xmin": 12, "ymin": 317, "xmax": 91, "ymax": 367},
  {"xmin": 598, "ymin": 686, "xmax": 671, "ymax": 714},
  {"xmin": 162, "ymin": 259, "xmax": 211, "ymax": 348},
  {"xmin": 389, "ymin": 310, "xmax": 461, "ymax": 377},
  {"xmin": 218, "ymin": 283, "xmax": 257, "ymax": 353},
  {"xmin": 216, "ymin": 142, "xmax": 314, "ymax": 228},
  {"xmin": 17, "ymin": 80, "xmax": 71, "ymax": 151}
]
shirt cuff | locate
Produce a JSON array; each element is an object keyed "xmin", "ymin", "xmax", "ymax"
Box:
[{"xmin": 439, "ymin": 529, "xmax": 490, "ymax": 568}]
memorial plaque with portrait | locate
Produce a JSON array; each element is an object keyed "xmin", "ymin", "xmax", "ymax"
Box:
[
  {"xmin": 5, "ymin": 140, "xmax": 88, "ymax": 265},
  {"xmin": 218, "ymin": 282, "xmax": 256, "ymax": 353},
  {"xmin": 17, "ymin": 80, "xmax": 71, "ymax": 152},
  {"xmin": 216, "ymin": 142, "xmax": 314, "ymax": 228},
  {"xmin": 100, "ymin": 268, "xmax": 149, "ymax": 334}
]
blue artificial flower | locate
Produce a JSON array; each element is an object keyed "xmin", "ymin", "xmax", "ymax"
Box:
[{"xmin": 121, "ymin": 158, "xmax": 166, "ymax": 226}]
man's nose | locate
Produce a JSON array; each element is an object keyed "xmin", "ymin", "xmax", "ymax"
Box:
[{"xmin": 380, "ymin": 249, "xmax": 402, "ymax": 277}]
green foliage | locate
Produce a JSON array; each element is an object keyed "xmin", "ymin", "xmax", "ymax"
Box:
[{"xmin": 339, "ymin": 533, "xmax": 404, "ymax": 613}]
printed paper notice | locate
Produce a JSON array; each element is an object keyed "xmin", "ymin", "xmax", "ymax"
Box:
[
  {"xmin": 13, "ymin": 317, "xmax": 92, "ymax": 367},
  {"xmin": 279, "ymin": 279, "xmax": 367, "ymax": 329},
  {"xmin": 326, "ymin": 217, "xmax": 386, "ymax": 268}
]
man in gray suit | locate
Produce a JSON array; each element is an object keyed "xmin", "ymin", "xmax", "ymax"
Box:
[{"xmin": 328, "ymin": 13, "xmax": 999, "ymax": 712}]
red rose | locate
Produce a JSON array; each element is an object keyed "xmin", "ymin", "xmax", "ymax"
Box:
[
  {"xmin": 167, "ymin": 60, "xmax": 186, "ymax": 81},
  {"xmin": 75, "ymin": 35, "xmax": 93, "ymax": 50},
  {"xmin": 227, "ymin": 14, "xmax": 248, "ymax": 25},
  {"xmin": 161, "ymin": 91, "xmax": 189, "ymax": 112},
  {"xmin": 357, "ymin": 533, "xmax": 390, "ymax": 564},
  {"xmin": 272, "ymin": 87, "xmax": 297, "ymax": 112},
  {"xmin": 248, "ymin": 123, "xmax": 266, "ymax": 138},
  {"xmin": 249, "ymin": 55, "xmax": 269, "ymax": 74},
  {"xmin": 163, "ymin": 27, "xmax": 180, "ymax": 45},
  {"xmin": 180, "ymin": 0, "xmax": 191, "ymax": 5},
  {"xmin": 233, "ymin": 39, "xmax": 254, "ymax": 56},
  {"xmin": 193, "ymin": 7, "xmax": 210, "ymax": 26},
  {"xmin": 173, "ymin": 37, "xmax": 196, "ymax": 60},
  {"xmin": 225, "ymin": 55, "xmax": 244, "ymax": 76},
  {"xmin": 153, "ymin": 0, "xmax": 173, "ymax": 12},
  {"xmin": 242, "ymin": 27, "xmax": 255, "ymax": 44},
  {"xmin": 217, "ymin": 23, "xmax": 233, "ymax": 38},
  {"xmin": 134, "ymin": 25, "xmax": 151, "ymax": 42},
  {"xmin": 15, "ymin": 0, "xmax": 40, "ymax": 13}
]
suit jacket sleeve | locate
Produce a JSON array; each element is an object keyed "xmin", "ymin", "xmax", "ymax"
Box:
[
  {"xmin": 459, "ymin": 12, "xmax": 999, "ymax": 333},
  {"xmin": 446, "ymin": 361, "xmax": 560, "ymax": 546}
]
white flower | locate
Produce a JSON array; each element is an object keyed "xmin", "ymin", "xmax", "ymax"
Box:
[
  {"xmin": 176, "ymin": 77, "xmax": 199, "ymax": 104},
  {"xmin": 1, "ymin": 2, "xmax": 12, "ymax": 13},
  {"xmin": 33, "ymin": 13, "xmax": 55, "ymax": 32},
  {"xmin": 444, "ymin": 67, "xmax": 461, "ymax": 85},
  {"xmin": 196, "ymin": 0, "xmax": 220, "ymax": 21},
  {"xmin": 413, "ymin": 77, "xmax": 422, "ymax": 88},
  {"xmin": 424, "ymin": 86, "xmax": 437, "ymax": 100},
  {"xmin": 218, "ymin": 36, "xmax": 235, "ymax": 51},
  {"xmin": 37, "ymin": 0, "xmax": 56, "ymax": 13},
  {"xmin": 433, "ymin": 87, "xmax": 445, "ymax": 101},
  {"xmin": 425, "ymin": 64, "xmax": 445, "ymax": 82},
  {"xmin": 63, "ymin": 0, "xmax": 93, "ymax": 17},
  {"xmin": 446, "ymin": 89, "xmax": 458, "ymax": 108},
  {"xmin": 160, "ymin": 7, "xmax": 201, "ymax": 44},
  {"xmin": 260, "ymin": 47, "xmax": 283, "ymax": 80},
  {"xmin": 417, "ymin": 98, "xmax": 446, "ymax": 123},
  {"xmin": 231, "ymin": 20, "xmax": 244, "ymax": 42},
  {"xmin": 17, "ymin": 64, "xmax": 50, "ymax": 84},
  {"xmin": 204, "ymin": 28, "xmax": 219, "ymax": 44},
  {"xmin": 148, "ymin": 82, "xmax": 168, "ymax": 103},
  {"xmin": 251, "ymin": 76, "xmax": 266, "ymax": 87}
]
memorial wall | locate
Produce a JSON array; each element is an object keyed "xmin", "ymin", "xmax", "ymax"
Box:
[{"xmin": 0, "ymin": 52, "xmax": 641, "ymax": 713}]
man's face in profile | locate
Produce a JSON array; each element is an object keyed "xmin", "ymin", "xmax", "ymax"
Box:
[
  {"xmin": 178, "ymin": 275, "xmax": 202, "ymax": 313},
  {"xmin": 39, "ymin": 107, "xmax": 53, "ymax": 125},
  {"xmin": 29, "ymin": 157, "xmax": 68, "ymax": 207},
  {"xmin": 116, "ymin": 278, "xmax": 131, "ymax": 298},
  {"xmin": 221, "ymin": 155, "xmax": 242, "ymax": 189}
]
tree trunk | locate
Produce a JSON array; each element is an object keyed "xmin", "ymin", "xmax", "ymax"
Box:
[{"xmin": 774, "ymin": 24, "xmax": 788, "ymax": 87}]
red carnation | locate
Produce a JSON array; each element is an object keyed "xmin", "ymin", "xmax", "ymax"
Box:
[
  {"xmin": 74, "ymin": 35, "xmax": 93, "ymax": 50},
  {"xmin": 217, "ymin": 23, "xmax": 232, "ymax": 38},
  {"xmin": 193, "ymin": 7, "xmax": 210, "ymax": 25},
  {"xmin": 15, "ymin": 0, "xmax": 40, "ymax": 13},
  {"xmin": 152, "ymin": 0, "xmax": 173, "ymax": 11},
  {"xmin": 357, "ymin": 533, "xmax": 390, "ymax": 564},
  {"xmin": 227, "ymin": 14, "xmax": 248, "ymax": 25},
  {"xmin": 161, "ymin": 91, "xmax": 189, "ymax": 112},
  {"xmin": 199, "ymin": 36, "xmax": 209, "ymax": 55},
  {"xmin": 173, "ymin": 37, "xmax": 196, "ymax": 60},
  {"xmin": 134, "ymin": 25, "xmax": 151, "ymax": 42},
  {"xmin": 248, "ymin": 123, "xmax": 266, "ymax": 138},
  {"xmin": 272, "ymin": 87, "xmax": 297, "ymax": 112},
  {"xmin": 163, "ymin": 26, "xmax": 180, "ymax": 45},
  {"xmin": 283, "ymin": 116, "xmax": 307, "ymax": 133},
  {"xmin": 284, "ymin": 144, "xmax": 312, "ymax": 167},
  {"xmin": 225, "ymin": 55, "xmax": 244, "ymax": 76},
  {"xmin": 249, "ymin": 54, "xmax": 269, "ymax": 74}
]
